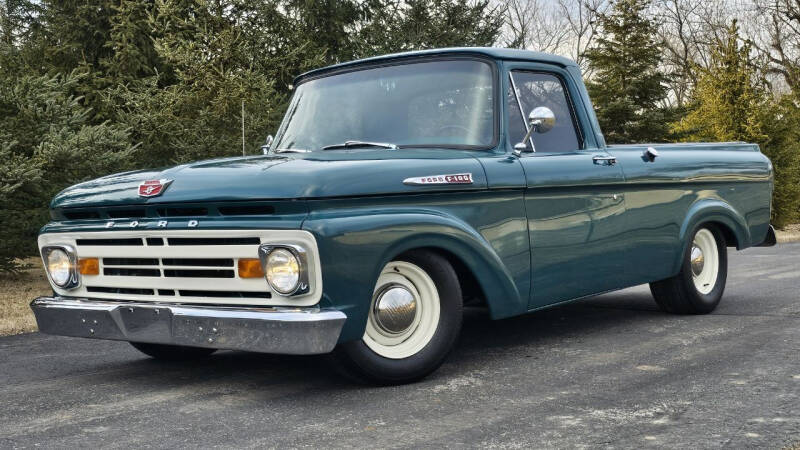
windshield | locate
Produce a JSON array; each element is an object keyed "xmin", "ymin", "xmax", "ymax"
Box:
[{"xmin": 273, "ymin": 59, "xmax": 496, "ymax": 151}]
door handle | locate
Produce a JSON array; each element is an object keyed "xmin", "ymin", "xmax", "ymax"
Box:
[{"xmin": 593, "ymin": 155, "xmax": 617, "ymax": 166}]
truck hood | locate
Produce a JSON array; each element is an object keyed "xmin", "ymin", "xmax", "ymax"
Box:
[{"xmin": 51, "ymin": 149, "xmax": 490, "ymax": 209}]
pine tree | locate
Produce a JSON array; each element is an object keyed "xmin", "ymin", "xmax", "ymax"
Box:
[
  {"xmin": 102, "ymin": 0, "xmax": 163, "ymax": 83},
  {"xmin": 673, "ymin": 21, "xmax": 800, "ymax": 227},
  {"xmin": 0, "ymin": 72, "xmax": 134, "ymax": 271},
  {"xmin": 0, "ymin": 0, "xmax": 511, "ymax": 269},
  {"xmin": 584, "ymin": 0, "xmax": 669, "ymax": 144},
  {"xmin": 357, "ymin": 0, "xmax": 503, "ymax": 55},
  {"xmin": 672, "ymin": 22, "xmax": 766, "ymax": 142}
]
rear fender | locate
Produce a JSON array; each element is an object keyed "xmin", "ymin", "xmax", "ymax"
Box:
[{"xmin": 675, "ymin": 199, "xmax": 750, "ymax": 273}]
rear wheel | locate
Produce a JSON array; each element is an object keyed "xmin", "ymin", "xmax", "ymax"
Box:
[
  {"xmin": 332, "ymin": 250, "xmax": 462, "ymax": 385},
  {"xmin": 130, "ymin": 342, "xmax": 217, "ymax": 360},
  {"xmin": 650, "ymin": 225, "xmax": 727, "ymax": 314}
]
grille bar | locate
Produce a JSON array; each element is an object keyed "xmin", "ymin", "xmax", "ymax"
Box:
[
  {"xmin": 77, "ymin": 238, "xmax": 143, "ymax": 246},
  {"xmin": 87, "ymin": 286, "xmax": 155, "ymax": 295},
  {"xmin": 104, "ymin": 267, "xmax": 161, "ymax": 277},
  {"xmin": 103, "ymin": 257, "xmax": 159, "ymax": 266},
  {"xmin": 164, "ymin": 269, "xmax": 234, "ymax": 278},
  {"xmin": 167, "ymin": 237, "xmax": 261, "ymax": 246},
  {"xmin": 179, "ymin": 290, "xmax": 270, "ymax": 299},
  {"xmin": 162, "ymin": 258, "xmax": 233, "ymax": 267}
]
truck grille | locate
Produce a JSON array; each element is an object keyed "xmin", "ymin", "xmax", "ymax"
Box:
[{"xmin": 38, "ymin": 229, "xmax": 321, "ymax": 307}]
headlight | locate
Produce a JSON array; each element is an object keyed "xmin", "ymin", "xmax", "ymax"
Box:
[
  {"xmin": 258, "ymin": 245, "xmax": 309, "ymax": 296},
  {"xmin": 42, "ymin": 246, "xmax": 79, "ymax": 289}
]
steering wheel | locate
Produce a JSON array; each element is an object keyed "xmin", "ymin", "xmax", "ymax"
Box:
[{"xmin": 437, "ymin": 125, "xmax": 471, "ymax": 136}]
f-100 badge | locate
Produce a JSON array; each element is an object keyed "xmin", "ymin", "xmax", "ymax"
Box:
[{"xmin": 403, "ymin": 173, "xmax": 473, "ymax": 186}]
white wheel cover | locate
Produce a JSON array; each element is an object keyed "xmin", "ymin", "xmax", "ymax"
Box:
[
  {"xmin": 692, "ymin": 228, "xmax": 719, "ymax": 295},
  {"xmin": 363, "ymin": 261, "xmax": 441, "ymax": 359}
]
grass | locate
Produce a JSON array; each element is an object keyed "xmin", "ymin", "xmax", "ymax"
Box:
[{"xmin": 0, "ymin": 257, "xmax": 50, "ymax": 336}]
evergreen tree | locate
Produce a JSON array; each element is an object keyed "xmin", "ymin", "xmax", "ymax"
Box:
[
  {"xmin": 102, "ymin": 0, "xmax": 164, "ymax": 83},
  {"xmin": 584, "ymin": 0, "xmax": 669, "ymax": 144},
  {"xmin": 673, "ymin": 21, "xmax": 800, "ymax": 227},
  {"xmin": 673, "ymin": 22, "xmax": 766, "ymax": 142},
  {"xmin": 0, "ymin": 72, "xmax": 134, "ymax": 271},
  {"xmin": 357, "ymin": 0, "xmax": 503, "ymax": 55},
  {"xmin": 0, "ymin": 0, "xmax": 515, "ymax": 270}
]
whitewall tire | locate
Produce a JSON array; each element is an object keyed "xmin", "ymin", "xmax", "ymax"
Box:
[
  {"xmin": 332, "ymin": 250, "xmax": 463, "ymax": 385},
  {"xmin": 363, "ymin": 261, "xmax": 441, "ymax": 359},
  {"xmin": 650, "ymin": 225, "xmax": 728, "ymax": 314}
]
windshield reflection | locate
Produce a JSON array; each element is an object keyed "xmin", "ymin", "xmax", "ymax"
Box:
[{"xmin": 272, "ymin": 59, "xmax": 496, "ymax": 151}]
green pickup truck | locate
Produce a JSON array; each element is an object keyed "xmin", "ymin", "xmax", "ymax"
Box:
[{"xmin": 31, "ymin": 48, "xmax": 775, "ymax": 384}]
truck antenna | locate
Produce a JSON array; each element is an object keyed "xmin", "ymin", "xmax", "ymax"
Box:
[{"xmin": 241, "ymin": 100, "xmax": 246, "ymax": 157}]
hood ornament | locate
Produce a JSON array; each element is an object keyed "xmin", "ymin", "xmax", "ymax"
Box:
[
  {"xmin": 403, "ymin": 173, "xmax": 473, "ymax": 186},
  {"xmin": 138, "ymin": 179, "xmax": 173, "ymax": 198}
]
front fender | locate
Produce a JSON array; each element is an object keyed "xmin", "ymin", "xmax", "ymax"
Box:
[{"xmin": 303, "ymin": 210, "xmax": 528, "ymax": 343}]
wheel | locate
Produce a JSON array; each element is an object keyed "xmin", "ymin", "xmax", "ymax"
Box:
[
  {"xmin": 331, "ymin": 250, "xmax": 463, "ymax": 385},
  {"xmin": 130, "ymin": 342, "xmax": 217, "ymax": 360},
  {"xmin": 650, "ymin": 224, "xmax": 728, "ymax": 314}
]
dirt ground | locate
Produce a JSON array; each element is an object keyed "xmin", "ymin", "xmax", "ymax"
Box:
[
  {"xmin": 0, "ymin": 258, "xmax": 49, "ymax": 336},
  {"xmin": 777, "ymin": 223, "xmax": 800, "ymax": 242}
]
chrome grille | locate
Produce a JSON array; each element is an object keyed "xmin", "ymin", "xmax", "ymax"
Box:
[{"xmin": 38, "ymin": 229, "xmax": 322, "ymax": 307}]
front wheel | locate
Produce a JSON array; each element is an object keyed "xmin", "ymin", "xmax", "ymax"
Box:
[
  {"xmin": 331, "ymin": 250, "xmax": 463, "ymax": 385},
  {"xmin": 650, "ymin": 225, "xmax": 728, "ymax": 314}
]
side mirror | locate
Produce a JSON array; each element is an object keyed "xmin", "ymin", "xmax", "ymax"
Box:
[
  {"xmin": 514, "ymin": 106, "xmax": 556, "ymax": 155},
  {"xmin": 261, "ymin": 135, "xmax": 274, "ymax": 155}
]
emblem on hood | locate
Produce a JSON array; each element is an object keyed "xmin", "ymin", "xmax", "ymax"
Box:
[
  {"xmin": 403, "ymin": 173, "xmax": 473, "ymax": 186},
  {"xmin": 138, "ymin": 179, "xmax": 173, "ymax": 198}
]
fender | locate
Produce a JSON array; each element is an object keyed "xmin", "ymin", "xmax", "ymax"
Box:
[
  {"xmin": 674, "ymin": 199, "xmax": 751, "ymax": 274},
  {"xmin": 303, "ymin": 210, "xmax": 528, "ymax": 342}
]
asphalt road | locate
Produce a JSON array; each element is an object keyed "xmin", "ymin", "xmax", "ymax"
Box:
[{"xmin": 1, "ymin": 244, "xmax": 799, "ymax": 449}]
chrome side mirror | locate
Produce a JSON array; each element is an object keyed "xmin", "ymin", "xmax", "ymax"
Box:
[
  {"xmin": 261, "ymin": 135, "xmax": 274, "ymax": 155},
  {"xmin": 514, "ymin": 106, "xmax": 556, "ymax": 155}
]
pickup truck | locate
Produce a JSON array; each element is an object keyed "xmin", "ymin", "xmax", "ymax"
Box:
[{"xmin": 31, "ymin": 48, "xmax": 776, "ymax": 384}]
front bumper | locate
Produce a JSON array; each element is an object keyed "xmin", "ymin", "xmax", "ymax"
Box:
[{"xmin": 31, "ymin": 297, "xmax": 347, "ymax": 355}]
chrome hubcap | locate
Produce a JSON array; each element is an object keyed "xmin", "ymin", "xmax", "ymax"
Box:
[
  {"xmin": 690, "ymin": 244, "xmax": 705, "ymax": 276},
  {"xmin": 372, "ymin": 285, "xmax": 417, "ymax": 335}
]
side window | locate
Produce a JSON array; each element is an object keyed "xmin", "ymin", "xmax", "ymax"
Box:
[{"xmin": 507, "ymin": 71, "xmax": 580, "ymax": 153}]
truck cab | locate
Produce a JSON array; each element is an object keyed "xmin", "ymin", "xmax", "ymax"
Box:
[{"xmin": 32, "ymin": 48, "xmax": 774, "ymax": 384}]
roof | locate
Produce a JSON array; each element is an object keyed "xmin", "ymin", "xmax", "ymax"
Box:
[{"xmin": 294, "ymin": 47, "xmax": 578, "ymax": 84}]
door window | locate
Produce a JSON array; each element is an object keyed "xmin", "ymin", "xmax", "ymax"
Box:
[{"xmin": 508, "ymin": 72, "xmax": 580, "ymax": 153}]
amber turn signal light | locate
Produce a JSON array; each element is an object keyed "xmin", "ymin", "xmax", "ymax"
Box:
[
  {"xmin": 78, "ymin": 257, "xmax": 99, "ymax": 275},
  {"xmin": 238, "ymin": 258, "xmax": 265, "ymax": 278}
]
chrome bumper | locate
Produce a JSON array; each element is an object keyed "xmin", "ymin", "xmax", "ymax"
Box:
[
  {"xmin": 30, "ymin": 297, "xmax": 347, "ymax": 355},
  {"xmin": 756, "ymin": 224, "xmax": 777, "ymax": 247}
]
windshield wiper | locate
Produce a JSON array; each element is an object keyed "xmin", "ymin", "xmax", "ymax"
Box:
[
  {"xmin": 322, "ymin": 140, "xmax": 398, "ymax": 150},
  {"xmin": 274, "ymin": 148, "xmax": 312, "ymax": 154}
]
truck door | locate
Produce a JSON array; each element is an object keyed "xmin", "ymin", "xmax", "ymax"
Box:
[{"xmin": 507, "ymin": 70, "xmax": 627, "ymax": 309}]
